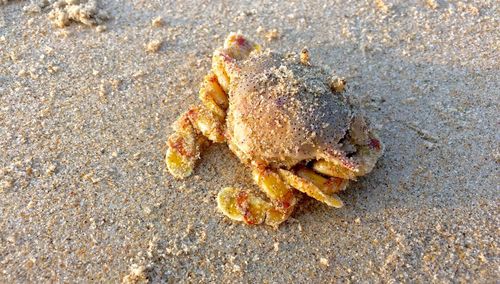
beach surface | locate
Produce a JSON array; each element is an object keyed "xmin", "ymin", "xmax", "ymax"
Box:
[{"xmin": 0, "ymin": 0, "xmax": 498, "ymax": 282}]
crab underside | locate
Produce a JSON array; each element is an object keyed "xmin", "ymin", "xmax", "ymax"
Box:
[{"xmin": 165, "ymin": 33, "xmax": 383, "ymax": 227}]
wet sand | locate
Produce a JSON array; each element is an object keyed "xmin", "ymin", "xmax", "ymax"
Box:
[{"xmin": 0, "ymin": 0, "xmax": 498, "ymax": 282}]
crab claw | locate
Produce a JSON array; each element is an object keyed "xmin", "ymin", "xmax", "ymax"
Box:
[
  {"xmin": 354, "ymin": 132, "xmax": 384, "ymax": 176},
  {"xmin": 313, "ymin": 115, "xmax": 384, "ymax": 180},
  {"xmin": 347, "ymin": 115, "xmax": 384, "ymax": 176}
]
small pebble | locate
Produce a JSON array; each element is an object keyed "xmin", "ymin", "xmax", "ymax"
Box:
[{"xmin": 320, "ymin": 257, "xmax": 329, "ymax": 267}]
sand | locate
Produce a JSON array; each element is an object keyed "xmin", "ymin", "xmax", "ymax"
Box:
[{"xmin": 0, "ymin": 0, "xmax": 499, "ymax": 282}]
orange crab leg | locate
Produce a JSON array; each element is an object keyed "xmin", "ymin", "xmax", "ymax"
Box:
[
  {"xmin": 217, "ymin": 165, "xmax": 299, "ymax": 228},
  {"xmin": 312, "ymin": 158, "xmax": 358, "ymax": 180},
  {"xmin": 166, "ymin": 114, "xmax": 209, "ymax": 178},
  {"xmin": 296, "ymin": 167, "xmax": 348, "ymax": 195},
  {"xmin": 278, "ymin": 169, "xmax": 344, "ymax": 208},
  {"xmin": 166, "ymin": 33, "xmax": 261, "ymax": 179},
  {"xmin": 198, "ymin": 72, "xmax": 228, "ymax": 118},
  {"xmin": 217, "ymin": 187, "xmax": 271, "ymax": 225},
  {"xmin": 252, "ymin": 166, "xmax": 299, "ymax": 227},
  {"xmin": 186, "ymin": 105, "xmax": 225, "ymax": 143},
  {"xmin": 211, "ymin": 50, "xmax": 232, "ymax": 92}
]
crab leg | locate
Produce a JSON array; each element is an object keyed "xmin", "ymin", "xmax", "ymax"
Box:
[
  {"xmin": 198, "ymin": 72, "xmax": 228, "ymax": 118},
  {"xmin": 165, "ymin": 113, "xmax": 210, "ymax": 178},
  {"xmin": 296, "ymin": 167, "xmax": 348, "ymax": 195},
  {"xmin": 251, "ymin": 166, "xmax": 299, "ymax": 227},
  {"xmin": 312, "ymin": 158, "xmax": 359, "ymax": 180},
  {"xmin": 278, "ymin": 169, "xmax": 344, "ymax": 208},
  {"xmin": 217, "ymin": 164, "xmax": 349, "ymax": 226},
  {"xmin": 217, "ymin": 166, "xmax": 298, "ymax": 228},
  {"xmin": 165, "ymin": 89, "xmax": 226, "ymax": 178},
  {"xmin": 166, "ymin": 33, "xmax": 261, "ymax": 179},
  {"xmin": 217, "ymin": 187, "xmax": 271, "ymax": 225}
]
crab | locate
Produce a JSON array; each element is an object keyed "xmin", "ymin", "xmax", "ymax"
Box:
[{"xmin": 165, "ymin": 33, "xmax": 383, "ymax": 227}]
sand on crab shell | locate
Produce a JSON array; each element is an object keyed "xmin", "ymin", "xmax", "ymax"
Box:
[{"xmin": 0, "ymin": 0, "xmax": 498, "ymax": 283}]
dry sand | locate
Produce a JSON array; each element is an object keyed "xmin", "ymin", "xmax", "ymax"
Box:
[{"xmin": 1, "ymin": 0, "xmax": 499, "ymax": 282}]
